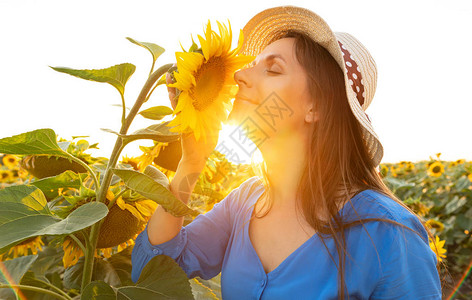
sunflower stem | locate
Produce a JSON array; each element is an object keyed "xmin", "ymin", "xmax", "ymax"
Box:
[
  {"xmin": 68, "ymin": 233, "xmax": 86, "ymax": 254},
  {"xmin": 149, "ymin": 60, "xmax": 156, "ymax": 78},
  {"xmin": 0, "ymin": 284, "xmax": 69, "ymax": 300},
  {"xmin": 144, "ymin": 78, "xmax": 165, "ymax": 102},
  {"xmin": 120, "ymin": 93, "xmax": 126, "ymax": 126},
  {"xmin": 65, "ymin": 153, "xmax": 100, "ymax": 190},
  {"xmin": 108, "ymin": 187, "xmax": 129, "ymax": 209},
  {"xmin": 31, "ymin": 279, "xmax": 73, "ymax": 300},
  {"xmin": 80, "ymin": 63, "xmax": 173, "ymax": 293}
]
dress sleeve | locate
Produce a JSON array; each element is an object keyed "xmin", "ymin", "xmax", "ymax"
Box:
[
  {"xmin": 370, "ymin": 215, "xmax": 442, "ymax": 299},
  {"xmin": 131, "ymin": 182, "xmax": 244, "ymax": 283}
]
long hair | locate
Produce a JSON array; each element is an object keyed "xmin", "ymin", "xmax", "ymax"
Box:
[{"xmin": 245, "ymin": 31, "xmax": 450, "ymax": 299}]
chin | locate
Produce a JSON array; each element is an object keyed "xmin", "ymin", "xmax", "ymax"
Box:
[{"xmin": 225, "ymin": 110, "xmax": 241, "ymax": 126}]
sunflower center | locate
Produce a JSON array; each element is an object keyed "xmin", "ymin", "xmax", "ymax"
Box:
[
  {"xmin": 190, "ymin": 56, "xmax": 226, "ymax": 111},
  {"xmin": 432, "ymin": 166, "xmax": 441, "ymax": 173},
  {"xmin": 1, "ymin": 172, "xmax": 8, "ymax": 179}
]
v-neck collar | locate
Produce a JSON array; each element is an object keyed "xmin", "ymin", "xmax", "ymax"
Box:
[{"xmin": 244, "ymin": 187, "xmax": 371, "ymax": 277}]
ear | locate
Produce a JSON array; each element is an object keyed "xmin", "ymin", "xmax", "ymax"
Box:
[{"xmin": 304, "ymin": 103, "xmax": 318, "ymax": 123}]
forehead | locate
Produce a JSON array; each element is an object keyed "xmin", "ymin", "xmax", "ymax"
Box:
[{"xmin": 256, "ymin": 37, "xmax": 297, "ymax": 63}]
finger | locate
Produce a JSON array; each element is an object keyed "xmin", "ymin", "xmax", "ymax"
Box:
[
  {"xmin": 166, "ymin": 72, "xmax": 174, "ymax": 84},
  {"xmin": 165, "ymin": 75, "xmax": 177, "ymax": 109}
]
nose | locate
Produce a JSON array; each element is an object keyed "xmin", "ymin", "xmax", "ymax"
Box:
[{"xmin": 234, "ymin": 68, "xmax": 251, "ymax": 87}]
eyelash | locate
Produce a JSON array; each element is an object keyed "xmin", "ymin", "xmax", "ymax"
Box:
[{"xmin": 248, "ymin": 62, "xmax": 280, "ymax": 74}]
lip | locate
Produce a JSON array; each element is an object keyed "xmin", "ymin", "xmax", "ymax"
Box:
[{"xmin": 235, "ymin": 94, "xmax": 257, "ymax": 105}]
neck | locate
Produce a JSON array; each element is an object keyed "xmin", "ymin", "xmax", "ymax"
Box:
[{"xmin": 259, "ymin": 131, "xmax": 308, "ymax": 210}]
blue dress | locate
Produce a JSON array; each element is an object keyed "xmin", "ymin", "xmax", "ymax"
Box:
[{"xmin": 131, "ymin": 176, "xmax": 442, "ymax": 299}]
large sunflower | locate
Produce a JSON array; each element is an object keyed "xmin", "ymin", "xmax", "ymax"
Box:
[
  {"xmin": 62, "ymin": 189, "xmax": 157, "ymax": 268},
  {"xmin": 167, "ymin": 20, "xmax": 255, "ymax": 142}
]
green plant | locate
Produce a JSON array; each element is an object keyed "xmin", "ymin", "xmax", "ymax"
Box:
[{"xmin": 0, "ymin": 37, "xmax": 205, "ymax": 299}]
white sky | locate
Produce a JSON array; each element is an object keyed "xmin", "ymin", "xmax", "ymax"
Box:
[{"xmin": 0, "ymin": 0, "xmax": 471, "ymax": 164}]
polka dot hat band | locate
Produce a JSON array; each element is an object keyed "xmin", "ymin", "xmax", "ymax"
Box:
[{"xmin": 240, "ymin": 5, "xmax": 384, "ymax": 167}]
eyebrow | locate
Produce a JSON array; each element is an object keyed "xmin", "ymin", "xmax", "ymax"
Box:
[
  {"xmin": 251, "ymin": 54, "xmax": 286, "ymax": 66},
  {"xmin": 265, "ymin": 54, "xmax": 286, "ymax": 63}
]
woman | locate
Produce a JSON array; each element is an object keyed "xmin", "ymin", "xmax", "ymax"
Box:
[{"xmin": 131, "ymin": 6, "xmax": 443, "ymax": 299}]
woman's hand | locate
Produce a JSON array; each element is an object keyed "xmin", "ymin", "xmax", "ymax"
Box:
[{"xmin": 166, "ymin": 71, "xmax": 219, "ymax": 165}]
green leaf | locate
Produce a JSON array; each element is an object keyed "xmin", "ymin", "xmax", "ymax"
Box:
[
  {"xmin": 454, "ymin": 176, "xmax": 470, "ymax": 191},
  {"xmin": 193, "ymin": 275, "xmax": 222, "ymax": 300},
  {"xmin": 143, "ymin": 165, "xmax": 170, "ymax": 190},
  {"xmin": 101, "ymin": 121, "xmax": 180, "ymax": 145},
  {"xmin": 28, "ymin": 246, "xmax": 64, "ymax": 283},
  {"xmin": 50, "ymin": 63, "xmax": 136, "ymax": 97},
  {"xmin": 0, "ymin": 255, "xmax": 38, "ymax": 300},
  {"xmin": 0, "ymin": 185, "xmax": 50, "ymax": 215},
  {"xmin": 81, "ymin": 281, "xmax": 116, "ymax": 300},
  {"xmin": 126, "ymin": 122, "xmax": 180, "ymax": 143},
  {"xmin": 456, "ymin": 214, "xmax": 472, "ymax": 231},
  {"xmin": 31, "ymin": 170, "xmax": 88, "ymax": 200},
  {"xmin": 58, "ymin": 141, "xmax": 71, "ymax": 152},
  {"xmin": 116, "ymin": 255, "xmax": 194, "ymax": 300},
  {"xmin": 112, "ymin": 169, "xmax": 198, "ymax": 217},
  {"xmin": 126, "ymin": 37, "xmax": 165, "ymax": 64},
  {"xmin": 444, "ymin": 196, "xmax": 467, "ymax": 214},
  {"xmin": 383, "ymin": 177, "xmax": 415, "ymax": 192},
  {"xmin": 107, "ymin": 246, "xmax": 133, "ymax": 287},
  {"xmin": 0, "ymin": 129, "xmax": 68, "ymax": 157},
  {"xmin": 0, "ymin": 255, "xmax": 38, "ymax": 284},
  {"xmin": 0, "ymin": 185, "xmax": 108, "ymax": 249},
  {"xmin": 65, "ymin": 256, "xmax": 121, "ymax": 290},
  {"xmin": 139, "ymin": 106, "xmax": 174, "ymax": 120},
  {"xmin": 190, "ymin": 278, "xmax": 219, "ymax": 300}
]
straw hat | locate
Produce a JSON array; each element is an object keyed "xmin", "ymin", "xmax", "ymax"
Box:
[{"xmin": 240, "ymin": 5, "xmax": 383, "ymax": 167}]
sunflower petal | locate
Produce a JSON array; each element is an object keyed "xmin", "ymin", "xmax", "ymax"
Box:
[
  {"xmin": 135, "ymin": 200, "xmax": 158, "ymax": 217},
  {"xmin": 124, "ymin": 203, "xmax": 146, "ymax": 222}
]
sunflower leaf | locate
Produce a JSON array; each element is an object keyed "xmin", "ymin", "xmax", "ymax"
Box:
[
  {"xmin": 0, "ymin": 185, "xmax": 108, "ymax": 250},
  {"xmin": 126, "ymin": 37, "xmax": 165, "ymax": 64},
  {"xmin": 102, "ymin": 121, "xmax": 180, "ymax": 145},
  {"xmin": 0, "ymin": 255, "xmax": 38, "ymax": 299},
  {"xmin": 0, "ymin": 129, "xmax": 68, "ymax": 157},
  {"xmin": 126, "ymin": 122, "xmax": 180, "ymax": 143},
  {"xmin": 139, "ymin": 106, "xmax": 174, "ymax": 120},
  {"xmin": 116, "ymin": 255, "xmax": 194, "ymax": 300},
  {"xmin": 112, "ymin": 168, "xmax": 198, "ymax": 217},
  {"xmin": 100, "ymin": 128, "xmax": 121, "ymax": 136},
  {"xmin": 143, "ymin": 165, "xmax": 170, "ymax": 190},
  {"xmin": 444, "ymin": 195, "xmax": 467, "ymax": 214},
  {"xmin": 65, "ymin": 257, "xmax": 121, "ymax": 291},
  {"xmin": 81, "ymin": 281, "xmax": 117, "ymax": 300},
  {"xmin": 0, "ymin": 255, "xmax": 38, "ymax": 285},
  {"xmin": 58, "ymin": 141, "xmax": 71, "ymax": 152},
  {"xmin": 50, "ymin": 63, "xmax": 136, "ymax": 97},
  {"xmin": 31, "ymin": 170, "xmax": 88, "ymax": 200},
  {"xmin": 190, "ymin": 278, "xmax": 219, "ymax": 300}
]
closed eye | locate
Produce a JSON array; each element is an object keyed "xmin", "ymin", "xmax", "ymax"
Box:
[{"xmin": 265, "ymin": 70, "xmax": 281, "ymax": 75}]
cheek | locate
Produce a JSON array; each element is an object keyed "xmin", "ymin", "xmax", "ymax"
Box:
[{"xmin": 279, "ymin": 83, "xmax": 311, "ymax": 129}]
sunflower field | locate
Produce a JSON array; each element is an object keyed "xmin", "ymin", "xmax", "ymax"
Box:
[
  {"xmin": 1, "ymin": 140, "xmax": 472, "ymax": 299},
  {"xmin": 0, "ymin": 21, "xmax": 471, "ymax": 299},
  {"xmin": 380, "ymin": 155, "xmax": 472, "ymax": 299}
]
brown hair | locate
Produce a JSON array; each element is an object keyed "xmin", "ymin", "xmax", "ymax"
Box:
[{"xmin": 243, "ymin": 31, "xmax": 450, "ymax": 299}]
